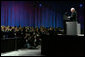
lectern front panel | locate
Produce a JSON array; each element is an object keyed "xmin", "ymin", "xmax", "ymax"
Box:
[{"xmin": 66, "ymin": 22, "xmax": 77, "ymax": 35}]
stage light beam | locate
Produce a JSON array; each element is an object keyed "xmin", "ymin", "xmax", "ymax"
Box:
[
  {"xmin": 39, "ymin": 3, "xmax": 42, "ymax": 7},
  {"xmin": 79, "ymin": 4, "xmax": 83, "ymax": 8}
]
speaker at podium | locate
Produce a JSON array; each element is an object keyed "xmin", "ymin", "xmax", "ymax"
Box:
[{"xmin": 64, "ymin": 8, "xmax": 81, "ymax": 36}]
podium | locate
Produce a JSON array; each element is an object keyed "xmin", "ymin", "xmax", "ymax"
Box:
[{"xmin": 66, "ymin": 22, "xmax": 81, "ymax": 35}]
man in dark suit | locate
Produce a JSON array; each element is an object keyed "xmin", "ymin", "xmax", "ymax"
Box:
[
  {"xmin": 68, "ymin": 8, "xmax": 77, "ymax": 21},
  {"xmin": 63, "ymin": 8, "xmax": 77, "ymax": 34}
]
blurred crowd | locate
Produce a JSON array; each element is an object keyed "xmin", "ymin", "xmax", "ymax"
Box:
[{"xmin": 1, "ymin": 25, "xmax": 64, "ymax": 48}]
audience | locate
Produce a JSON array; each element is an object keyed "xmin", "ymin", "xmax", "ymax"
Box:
[{"xmin": 1, "ymin": 25, "xmax": 64, "ymax": 48}]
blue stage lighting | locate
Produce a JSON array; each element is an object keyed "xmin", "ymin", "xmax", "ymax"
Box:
[
  {"xmin": 80, "ymin": 4, "xmax": 83, "ymax": 8},
  {"xmin": 39, "ymin": 4, "xmax": 42, "ymax": 7}
]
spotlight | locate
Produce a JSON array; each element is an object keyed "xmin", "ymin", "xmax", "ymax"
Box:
[
  {"xmin": 39, "ymin": 3, "xmax": 42, "ymax": 7},
  {"xmin": 79, "ymin": 4, "xmax": 83, "ymax": 8}
]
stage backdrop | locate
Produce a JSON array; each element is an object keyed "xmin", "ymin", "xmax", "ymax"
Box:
[
  {"xmin": 1, "ymin": 1, "xmax": 84, "ymax": 29},
  {"xmin": 1, "ymin": 1, "xmax": 57, "ymax": 28}
]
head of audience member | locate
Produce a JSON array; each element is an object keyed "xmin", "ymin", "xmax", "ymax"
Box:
[
  {"xmin": 1, "ymin": 26, "xmax": 5, "ymax": 31},
  {"xmin": 35, "ymin": 27, "xmax": 39, "ymax": 32},
  {"xmin": 54, "ymin": 27, "xmax": 57, "ymax": 31},
  {"xmin": 31, "ymin": 26, "xmax": 35, "ymax": 32},
  {"xmin": 9, "ymin": 26, "xmax": 12, "ymax": 31},
  {"xmin": 14, "ymin": 26, "xmax": 18, "ymax": 32},
  {"xmin": 12, "ymin": 26, "xmax": 14, "ymax": 30},
  {"xmin": 5, "ymin": 26, "xmax": 9, "ymax": 31},
  {"xmin": 49, "ymin": 27, "xmax": 53, "ymax": 31},
  {"xmin": 18, "ymin": 25, "xmax": 21, "ymax": 30},
  {"xmin": 25, "ymin": 28, "xmax": 28, "ymax": 32}
]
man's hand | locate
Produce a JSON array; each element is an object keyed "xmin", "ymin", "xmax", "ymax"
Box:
[{"xmin": 67, "ymin": 16, "xmax": 71, "ymax": 19}]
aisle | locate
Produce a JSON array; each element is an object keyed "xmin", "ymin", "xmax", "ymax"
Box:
[{"xmin": 1, "ymin": 46, "xmax": 42, "ymax": 56}]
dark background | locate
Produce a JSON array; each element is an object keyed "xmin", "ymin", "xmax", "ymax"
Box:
[{"xmin": 1, "ymin": 0, "xmax": 84, "ymax": 32}]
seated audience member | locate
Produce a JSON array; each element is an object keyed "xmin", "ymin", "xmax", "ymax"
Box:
[
  {"xmin": 8, "ymin": 26, "xmax": 15, "ymax": 38},
  {"xmin": 8, "ymin": 26, "xmax": 12, "ymax": 38},
  {"xmin": 14, "ymin": 26, "xmax": 18, "ymax": 37},
  {"xmin": 11, "ymin": 26, "xmax": 15, "ymax": 38},
  {"xmin": 23, "ymin": 27, "xmax": 26, "ymax": 37},
  {"xmin": 2, "ymin": 26, "xmax": 6, "ymax": 38},
  {"xmin": 17, "ymin": 25, "xmax": 22, "ymax": 37},
  {"xmin": 1, "ymin": 26, "xmax": 4, "ymax": 38},
  {"xmin": 48, "ymin": 27, "xmax": 54, "ymax": 35},
  {"xmin": 4, "ymin": 26, "xmax": 9, "ymax": 38}
]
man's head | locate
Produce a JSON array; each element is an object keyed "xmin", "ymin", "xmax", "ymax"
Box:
[{"xmin": 71, "ymin": 8, "xmax": 75, "ymax": 13}]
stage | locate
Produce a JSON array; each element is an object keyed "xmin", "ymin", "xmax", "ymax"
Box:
[
  {"xmin": 77, "ymin": 34, "xmax": 84, "ymax": 36},
  {"xmin": 41, "ymin": 34, "xmax": 84, "ymax": 56}
]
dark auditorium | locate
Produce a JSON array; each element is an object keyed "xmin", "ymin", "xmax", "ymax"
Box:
[{"xmin": 1, "ymin": 0, "xmax": 84, "ymax": 56}]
